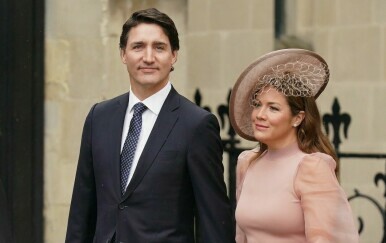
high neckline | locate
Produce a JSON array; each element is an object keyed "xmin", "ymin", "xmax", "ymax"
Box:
[{"xmin": 264, "ymin": 142, "xmax": 302, "ymax": 161}]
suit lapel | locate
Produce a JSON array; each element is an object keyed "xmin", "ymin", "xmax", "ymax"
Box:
[{"xmin": 121, "ymin": 88, "xmax": 180, "ymax": 201}]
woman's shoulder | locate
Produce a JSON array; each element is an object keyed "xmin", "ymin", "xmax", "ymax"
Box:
[
  {"xmin": 301, "ymin": 152, "xmax": 336, "ymax": 171},
  {"xmin": 237, "ymin": 148, "xmax": 260, "ymax": 165},
  {"xmin": 236, "ymin": 148, "xmax": 260, "ymax": 174},
  {"xmin": 294, "ymin": 152, "xmax": 340, "ymax": 196}
]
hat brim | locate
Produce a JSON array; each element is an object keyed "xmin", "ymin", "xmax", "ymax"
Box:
[{"xmin": 229, "ymin": 48, "xmax": 329, "ymax": 142}]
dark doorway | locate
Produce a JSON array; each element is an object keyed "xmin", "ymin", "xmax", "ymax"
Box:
[{"xmin": 0, "ymin": 0, "xmax": 44, "ymax": 242}]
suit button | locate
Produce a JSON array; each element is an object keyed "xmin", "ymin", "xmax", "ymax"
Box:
[{"xmin": 118, "ymin": 204, "xmax": 126, "ymax": 210}]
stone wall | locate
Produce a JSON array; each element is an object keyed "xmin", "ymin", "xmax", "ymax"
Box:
[{"xmin": 45, "ymin": 0, "xmax": 386, "ymax": 242}]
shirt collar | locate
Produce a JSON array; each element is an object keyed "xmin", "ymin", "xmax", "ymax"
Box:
[{"xmin": 128, "ymin": 82, "xmax": 172, "ymax": 115}]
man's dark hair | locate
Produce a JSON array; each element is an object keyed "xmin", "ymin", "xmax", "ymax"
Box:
[{"xmin": 119, "ymin": 8, "xmax": 180, "ymax": 51}]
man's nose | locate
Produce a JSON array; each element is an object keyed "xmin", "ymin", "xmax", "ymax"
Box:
[{"xmin": 143, "ymin": 48, "xmax": 155, "ymax": 63}]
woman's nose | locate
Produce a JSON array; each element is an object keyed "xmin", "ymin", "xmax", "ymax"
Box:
[{"xmin": 255, "ymin": 108, "xmax": 266, "ymax": 120}]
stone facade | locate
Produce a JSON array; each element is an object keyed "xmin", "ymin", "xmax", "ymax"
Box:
[{"xmin": 45, "ymin": 0, "xmax": 386, "ymax": 242}]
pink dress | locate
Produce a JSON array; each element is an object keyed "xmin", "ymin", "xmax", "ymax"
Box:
[{"xmin": 235, "ymin": 143, "xmax": 359, "ymax": 243}]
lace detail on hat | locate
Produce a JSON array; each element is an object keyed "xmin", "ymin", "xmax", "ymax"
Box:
[{"xmin": 250, "ymin": 61, "xmax": 329, "ymax": 106}]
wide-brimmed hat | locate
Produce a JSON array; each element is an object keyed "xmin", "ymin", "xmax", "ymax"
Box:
[{"xmin": 229, "ymin": 48, "xmax": 330, "ymax": 141}]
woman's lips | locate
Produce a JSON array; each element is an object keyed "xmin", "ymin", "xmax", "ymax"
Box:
[{"xmin": 255, "ymin": 123, "xmax": 268, "ymax": 130}]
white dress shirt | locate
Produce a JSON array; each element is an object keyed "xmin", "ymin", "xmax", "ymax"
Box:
[{"xmin": 120, "ymin": 82, "xmax": 172, "ymax": 190}]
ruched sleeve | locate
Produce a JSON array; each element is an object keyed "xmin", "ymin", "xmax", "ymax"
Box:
[{"xmin": 294, "ymin": 153, "xmax": 359, "ymax": 243}]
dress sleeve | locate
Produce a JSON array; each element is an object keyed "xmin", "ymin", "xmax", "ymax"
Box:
[
  {"xmin": 235, "ymin": 150, "xmax": 258, "ymax": 243},
  {"xmin": 294, "ymin": 153, "xmax": 359, "ymax": 243},
  {"xmin": 236, "ymin": 151, "xmax": 250, "ymax": 201}
]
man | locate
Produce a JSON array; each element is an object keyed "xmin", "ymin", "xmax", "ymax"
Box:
[
  {"xmin": 65, "ymin": 8, "xmax": 234, "ymax": 243},
  {"xmin": 0, "ymin": 178, "xmax": 12, "ymax": 243}
]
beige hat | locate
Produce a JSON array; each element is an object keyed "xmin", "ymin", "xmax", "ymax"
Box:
[{"xmin": 229, "ymin": 48, "xmax": 329, "ymax": 141}]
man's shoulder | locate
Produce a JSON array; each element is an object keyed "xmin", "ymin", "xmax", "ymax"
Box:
[
  {"xmin": 177, "ymin": 93, "xmax": 210, "ymax": 116},
  {"xmin": 93, "ymin": 92, "xmax": 129, "ymax": 111},
  {"xmin": 100, "ymin": 92, "xmax": 129, "ymax": 105}
]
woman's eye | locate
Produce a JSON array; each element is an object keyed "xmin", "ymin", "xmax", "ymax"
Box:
[
  {"xmin": 270, "ymin": 106, "xmax": 279, "ymax": 111},
  {"xmin": 252, "ymin": 101, "xmax": 261, "ymax": 108}
]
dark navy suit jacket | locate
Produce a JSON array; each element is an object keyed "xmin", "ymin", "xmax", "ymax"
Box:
[
  {"xmin": 0, "ymin": 178, "xmax": 12, "ymax": 243},
  {"xmin": 65, "ymin": 87, "xmax": 235, "ymax": 243}
]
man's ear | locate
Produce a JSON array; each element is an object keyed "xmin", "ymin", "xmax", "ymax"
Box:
[
  {"xmin": 172, "ymin": 50, "xmax": 178, "ymax": 65},
  {"xmin": 120, "ymin": 48, "xmax": 126, "ymax": 64}
]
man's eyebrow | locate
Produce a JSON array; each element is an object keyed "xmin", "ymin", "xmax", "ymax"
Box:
[
  {"xmin": 129, "ymin": 41, "xmax": 144, "ymax": 45},
  {"xmin": 128, "ymin": 41, "xmax": 168, "ymax": 46},
  {"xmin": 153, "ymin": 41, "xmax": 167, "ymax": 46}
]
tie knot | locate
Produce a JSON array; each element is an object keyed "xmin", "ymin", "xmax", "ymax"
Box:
[{"xmin": 133, "ymin": 102, "xmax": 147, "ymax": 116}]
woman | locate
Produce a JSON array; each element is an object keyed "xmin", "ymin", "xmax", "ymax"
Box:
[{"xmin": 229, "ymin": 49, "xmax": 359, "ymax": 242}]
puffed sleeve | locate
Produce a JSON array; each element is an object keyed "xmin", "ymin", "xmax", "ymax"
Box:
[
  {"xmin": 235, "ymin": 220, "xmax": 246, "ymax": 243},
  {"xmin": 294, "ymin": 153, "xmax": 359, "ymax": 243},
  {"xmin": 236, "ymin": 151, "xmax": 250, "ymax": 201},
  {"xmin": 235, "ymin": 149, "xmax": 259, "ymax": 243}
]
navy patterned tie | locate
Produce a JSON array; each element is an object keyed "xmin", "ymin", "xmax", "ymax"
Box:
[{"xmin": 120, "ymin": 102, "xmax": 147, "ymax": 194}]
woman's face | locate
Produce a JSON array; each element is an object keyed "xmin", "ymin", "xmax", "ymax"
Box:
[{"xmin": 251, "ymin": 87, "xmax": 302, "ymax": 149}]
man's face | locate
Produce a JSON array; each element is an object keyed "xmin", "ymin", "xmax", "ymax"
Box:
[{"xmin": 120, "ymin": 23, "xmax": 177, "ymax": 100}]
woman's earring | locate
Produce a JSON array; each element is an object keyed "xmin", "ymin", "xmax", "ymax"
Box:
[{"xmin": 170, "ymin": 66, "xmax": 174, "ymax": 72}]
